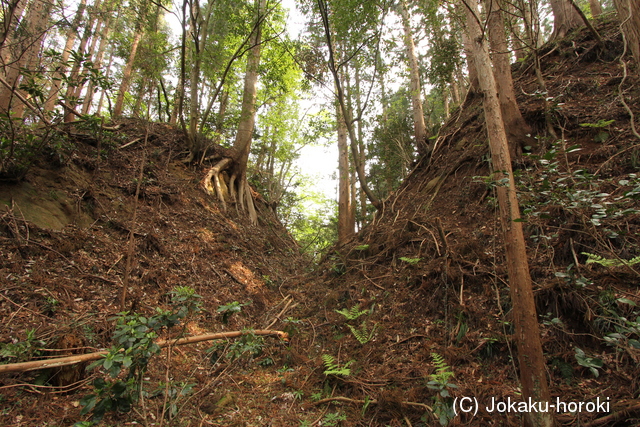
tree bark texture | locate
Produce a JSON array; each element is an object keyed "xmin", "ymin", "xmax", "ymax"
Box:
[
  {"xmin": 336, "ymin": 106, "xmax": 354, "ymax": 242},
  {"xmin": 462, "ymin": 1, "xmax": 554, "ymax": 426},
  {"xmin": 486, "ymin": 0, "xmax": 532, "ymax": 159},
  {"xmin": 399, "ymin": 0, "xmax": 428, "ymax": 155},
  {"xmin": 45, "ymin": 0, "xmax": 87, "ymax": 112},
  {"xmin": 550, "ymin": 0, "xmax": 583, "ymax": 39},
  {"xmin": 113, "ymin": 30, "xmax": 143, "ymax": 117},
  {"xmin": 589, "ymin": 0, "xmax": 603, "ymax": 17},
  {"xmin": 0, "ymin": 0, "xmax": 51, "ymax": 118},
  {"xmin": 0, "ymin": 0, "xmax": 27, "ymax": 76},
  {"xmin": 613, "ymin": 0, "xmax": 640, "ymax": 70}
]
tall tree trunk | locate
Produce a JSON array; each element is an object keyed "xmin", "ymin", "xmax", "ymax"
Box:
[
  {"xmin": 170, "ymin": 76, "xmax": 183, "ymax": 125},
  {"xmin": 550, "ymin": 0, "xmax": 583, "ymax": 39},
  {"xmin": 231, "ymin": 0, "xmax": 267, "ymax": 225},
  {"xmin": 45, "ymin": 0, "xmax": 87, "ymax": 113},
  {"xmin": 0, "ymin": 0, "xmax": 51, "ymax": 118},
  {"xmin": 589, "ymin": 0, "xmax": 602, "ymax": 17},
  {"xmin": 96, "ymin": 48, "xmax": 115, "ymax": 115},
  {"xmin": 462, "ymin": 2, "xmax": 554, "ymax": 426},
  {"xmin": 487, "ymin": 0, "xmax": 533, "ymax": 159},
  {"xmin": 461, "ymin": 29, "xmax": 479, "ymax": 95},
  {"xmin": 188, "ymin": 0, "xmax": 214, "ymax": 148},
  {"xmin": 337, "ymin": 104, "xmax": 353, "ymax": 243},
  {"xmin": 82, "ymin": 15, "xmax": 112, "ymax": 115},
  {"xmin": 0, "ymin": 0, "xmax": 27, "ymax": 77},
  {"xmin": 113, "ymin": 30, "xmax": 143, "ymax": 117},
  {"xmin": 317, "ymin": 0, "xmax": 381, "ymax": 210},
  {"xmin": 613, "ymin": 0, "xmax": 640, "ymax": 70},
  {"xmin": 62, "ymin": 0, "xmax": 101, "ymax": 121},
  {"xmin": 399, "ymin": 0, "xmax": 428, "ymax": 157},
  {"xmin": 354, "ymin": 66, "xmax": 368, "ymax": 223}
]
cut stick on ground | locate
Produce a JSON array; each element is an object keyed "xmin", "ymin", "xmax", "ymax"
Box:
[{"xmin": 0, "ymin": 329, "xmax": 288, "ymax": 375}]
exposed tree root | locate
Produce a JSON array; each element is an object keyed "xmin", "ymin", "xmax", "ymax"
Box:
[{"xmin": 201, "ymin": 157, "xmax": 258, "ymax": 225}]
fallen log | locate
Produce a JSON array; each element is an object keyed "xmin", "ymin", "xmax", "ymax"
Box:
[{"xmin": 0, "ymin": 329, "xmax": 288, "ymax": 375}]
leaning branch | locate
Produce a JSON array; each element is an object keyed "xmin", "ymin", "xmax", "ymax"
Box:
[
  {"xmin": 0, "ymin": 329, "xmax": 288, "ymax": 374},
  {"xmin": 0, "ymin": 75, "xmax": 52, "ymax": 126}
]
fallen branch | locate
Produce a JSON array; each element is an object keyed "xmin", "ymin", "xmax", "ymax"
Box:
[
  {"xmin": 0, "ymin": 329, "xmax": 288, "ymax": 375},
  {"xmin": 303, "ymin": 395, "xmax": 433, "ymax": 413},
  {"xmin": 583, "ymin": 402, "xmax": 640, "ymax": 427}
]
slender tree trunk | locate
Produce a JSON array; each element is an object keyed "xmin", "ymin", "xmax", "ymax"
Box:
[
  {"xmin": 113, "ymin": 30, "xmax": 143, "ymax": 117},
  {"xmin": 170, "ymin": 76, "xmax": 182, "ymax": 125},
  {"xmin": 487, "ymin": 0, "xmax": 533, "ymax": 159},
  {"xmin": 462, "ymin": 2, "xmax": 554, "ymax": 426},
  {"xmin": 63, "ymin": 0, "xmax": 102, "ymax": 121},
  {"xmin": 589, "ymin": 0, "xmax": 602, "ymax": 17},
  {"xmin": 189, "ymin": 0, "xmax": 214, "ymax": 146},
  {"xmin": 399, "ymin": 0, "xmax": 428, "ymax": 156},
  {"xmin": 354, "ymin": 67, "xmax": 367, "ymax": 223},
  {"xmin": 337, "ymin": 103, "xmax": 353, "ymax": 243},
  {"xmin": 317, "ymin": 0, "xmax": 381, "ymax": 210},
  {"xmin": 550, "ymin": 0, "xmax": 583, "ymax": 39},
  {"xmin": 82, "ymin": 16, "xmax": 112, "ymax": 115},
  {"xmin": 613, "ymin": 0, "xmax": 640, "ymax": 70},
  {"xmin": 96, "ymin": 48, "xmax": 115, "ymax": 115},
  {"xmin": 45, "ymin": 0, "xmax": 87, "ymax": 113}
]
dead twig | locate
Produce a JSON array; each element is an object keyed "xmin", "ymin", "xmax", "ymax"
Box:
[{"xmin": 303, "ymin": 396, "xmax": 433, "ymax": 413}]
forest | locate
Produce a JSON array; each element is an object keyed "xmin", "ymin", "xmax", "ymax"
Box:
[{"xmin": 0, "ymin": 0, "xmax": 640, "ymax": 426}]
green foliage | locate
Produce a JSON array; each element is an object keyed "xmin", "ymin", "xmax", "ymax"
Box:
[
  {"xmin": 579, "ymin": 119, "xmax": 615, "ymax": 128},
  {"xmin": 346, "ymin": 323, "xmax": 378, "ymax": 345},
  {"xmin": 0, "ymin": 329, "xmax": 45, "ymax": 364},
  {"xmin": 336, "ymin": 304, "xmax": 377, "ymax": 344},
  {"xmin": 217, "ymin": 301, "xmax": 251, "ymax": 324},
  {"xmin": 554, "ymin": 264, "xmax": 593, "ymax": 288},
  {"xmin": 322, "ymin": 411, "xmax": 347, "ymax": 426},
  {"xmin": 551, "ymin": 358, "xmax": 574, "ymax": 382},
  {"xmin": 226, "ymin": 332, "xmax": 264, "ymax": 361},
  {"xmin": 427, "ymin": 353, "xmax": 457, "ymax": 426},
  {"xmin": 399, "ymin": 256, "xmax": 421, "ymax": 265},
  {"xmin": 520, "ymin": 143, "xmax": 640, "ymax": 234},
  {"xmin": 369, "ymin": 88, "xmax": 415, "ymax": 198},
  {"xmin": 0, "ymin": 117, "xmax": 71, "ymax": 180},
  {"xmin": 321, "ymin": 354, "xmax": 353, "ymax": 377},
  {"xmin": 574, "ymin": 347, "xmax": 603, "ymax": 377},
  {"xmin": 582, "ymin": 252, "xmax": 640, "ymax": 268},
  {"xmin": 80, "ymin": 289, "xmax": 201, "ymax": 424},
  {"xmin": 335, "ymin": 304, "xmax": 368, "ymax": 321}
]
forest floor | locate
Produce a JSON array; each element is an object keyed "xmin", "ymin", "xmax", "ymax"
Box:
[{"xmin": 1, "ymin": 16, "xmax": 640, "ymax": 427}]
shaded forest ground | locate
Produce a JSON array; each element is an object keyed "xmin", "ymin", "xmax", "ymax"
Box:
[{"xmin": 1, "ymin": 16, "xmax": 640, "ymax": 427}]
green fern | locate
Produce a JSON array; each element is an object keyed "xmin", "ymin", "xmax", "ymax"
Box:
[
  {"xmin": 582, "ymin": 252, "xmax": 640, "ymax": 267},
  {"xmin": 335, "ymin": 304, "xmax": 368, "ymax": 321},
  {"xmin": 322, "ymin": 354, "xmax": 353, "ymax": 377},
  {"xmin": 347, "ymin": 323, "xmax": 378, "ymax": 345},
  {"xmin": 429, "ymin": 353, "xmax": 455, "ymax": 386},
  {"xmin": 399, "ymin": 256, "xmax": 421, "ymax": 265}
]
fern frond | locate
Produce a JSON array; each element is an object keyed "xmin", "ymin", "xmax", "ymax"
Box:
[
  {"xmin": 583, "ymin": 252, "xmax": 640, "ymax": 267},
  {"xmin": 347, "ymin": 323, "xmax": 378, "ymax": 344},
  {"xmin": 335, "ymin": 304, "xmax": 368, "ymax": 321},
  {"xmin": 322, "ymin": 354, "xmax": 352, "ymax": 376}
]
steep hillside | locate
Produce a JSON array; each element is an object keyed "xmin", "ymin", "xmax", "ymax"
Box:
[
  {"xmin": 0, "ymin": 119, "xmax": 311, "ymax": 425},
  {"xmin": 279, "ymin": 16, "xmax": 640, "ymax": 427},
  {"xmin": 1, "ymin": 16, "xmax": 639, "ymax": 427}
]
